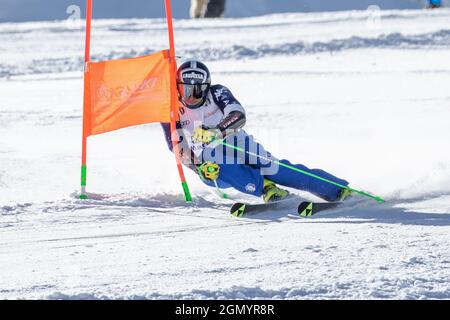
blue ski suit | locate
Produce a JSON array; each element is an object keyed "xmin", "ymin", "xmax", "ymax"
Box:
[{"xmin": 161, "ymin": 84, "xmax": 348, "ymax": 202}]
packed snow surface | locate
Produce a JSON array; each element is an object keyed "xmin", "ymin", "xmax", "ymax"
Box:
[{"xmin": 1, "ymin": 9, "xmax": 450, "ymax": 299}]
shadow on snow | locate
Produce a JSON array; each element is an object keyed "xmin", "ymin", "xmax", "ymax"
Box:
[{"xmin": 242, "ymin": 198, "xmax": 450, "ymax": 227}]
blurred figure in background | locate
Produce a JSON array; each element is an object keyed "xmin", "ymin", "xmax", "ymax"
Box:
[
  {"xmin": 427, "ymin": 0, "xmax": 442, "ymax": 8},
  {"xmin": 190, "ymin": 0, "xmax": 226, "ymax": 18},
  {"xmin": 204, "ymin": 0, "xmax": 226, "ymax": 17},
  {"xmin": 190, "ymin": 0, "xmax": 207, "ymax": 18}
]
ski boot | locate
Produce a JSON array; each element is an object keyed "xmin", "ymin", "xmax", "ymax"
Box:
[
  {"xmin": 337, "ymin": 188, "xmax": 353, "ymax": 202},
  {"xmin": 262, "ymin": 179, "xmax": 289, "ymax": 203}
]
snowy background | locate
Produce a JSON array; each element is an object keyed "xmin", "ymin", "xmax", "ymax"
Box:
[
  {"xmin": 1, "ymin": 3, "xmax": 450, "ymax": 299},
  {"xmin": 0, "ymin": 0, "xmax": 441, "ymax": 22}
]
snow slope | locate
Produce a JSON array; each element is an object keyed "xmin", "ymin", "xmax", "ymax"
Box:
[{"xmin": 1, "ymin": 9, "xmax": 450, "ymax": 299}]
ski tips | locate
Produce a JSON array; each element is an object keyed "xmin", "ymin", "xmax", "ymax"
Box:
[
  {"xmin": 298, "ymin": 202, "xmax": 314, "ymax": 217},
  {"xmin": 231, "ymin": 203, "xmax": 246, "ymax": 217}
]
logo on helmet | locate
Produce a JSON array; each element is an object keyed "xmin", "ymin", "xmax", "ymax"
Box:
[{"xmin": 182, "ymin": 72, "xmax": 204, "ymax": 80}]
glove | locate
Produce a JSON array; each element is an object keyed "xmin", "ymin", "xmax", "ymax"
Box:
[
  {"xmin": 192, "ymin": 126, "xmax": 219, "ymax": 144},
  {"xmin": 198, "ymin": 162, "xmax": 220, "ymax": 181}
]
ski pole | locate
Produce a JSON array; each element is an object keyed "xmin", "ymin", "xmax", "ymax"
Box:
[
  {"xmin": 213, "ymin": 180, "xmax": 230, "ymax": 199},
  {"xmin": 218, "ymin": 140, "xmax": 385, "ymax": 203},
  {"xmin": 165, "ymin": 0, "xmax": 192, "ymax": 202}
]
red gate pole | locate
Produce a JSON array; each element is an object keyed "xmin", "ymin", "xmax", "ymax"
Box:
[
  {"xmin": 80, "ymin": 0, "xmax": 92, "ymax": 199},
  {"xmin": 164, "ymin": 0, "xmax": 192, "ymax": 202}
]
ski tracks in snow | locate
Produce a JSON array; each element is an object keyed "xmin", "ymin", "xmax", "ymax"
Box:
[{"xmin": 1, "ymin": 193, "xmax": 450, "ymax": 299}]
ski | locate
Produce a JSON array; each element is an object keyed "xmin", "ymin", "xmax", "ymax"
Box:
[
  {"xmin": 231, "ymin": 196, "xmax": 368, "ymax": 218},
  {"xmin": 230, "ymin": 196, "xmax": 300, "ymax": 217},
  {"xmin": 297, "ymin": 201, "xmax": 342, "ymax": 217},
  {"xmin": 297, "ymin": 196, "xmax": 373, "ymax": 217}
]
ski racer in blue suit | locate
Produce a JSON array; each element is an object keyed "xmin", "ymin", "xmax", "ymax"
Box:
[{"xmin": 161, "ymin": 60, "xmax": 351, "ymax": 203}]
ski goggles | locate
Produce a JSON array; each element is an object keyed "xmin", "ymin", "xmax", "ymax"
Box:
[{"xmin": 177, "ymin": 83, "xmax": 210, "ymax": 106}]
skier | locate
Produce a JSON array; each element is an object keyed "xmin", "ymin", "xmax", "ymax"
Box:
[
  {"xmin": 204, "ymin": 0, "xmax": 226, "ymax": 18},
  {"xmin": 190, "ymin": 0, "xmax": 226, "ymax": 18},
  {"xmin": 161, "ymin": 60, "xmax": 351, "ymax": 203}
]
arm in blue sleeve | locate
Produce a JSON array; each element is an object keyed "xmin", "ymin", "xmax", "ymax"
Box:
[{"xmin": 210, "ymin": 85, "xmax": 246, "ymax": 135}]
